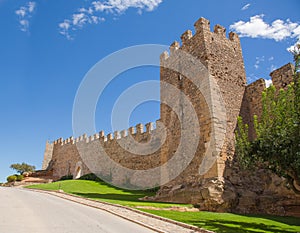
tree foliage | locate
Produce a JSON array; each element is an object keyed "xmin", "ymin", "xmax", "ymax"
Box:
[
  {"xmin": 10, "ymin": 162, "xmax": 36, "ymax": 174},
  {"xmin": 236, "ymin": 44, "xmax": 300, "ymax": 193}
]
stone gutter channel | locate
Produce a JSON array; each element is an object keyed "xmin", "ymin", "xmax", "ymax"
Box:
[{"xmin": 27, "ymin": 188, "xmax": 214, "ymax": 233}]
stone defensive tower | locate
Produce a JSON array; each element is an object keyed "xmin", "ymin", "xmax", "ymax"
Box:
[
  {"xmin": 41, "ymin": 17, "xmax": 300, "ymax": 216},
  {"xmin": 157, "ymin": 17, "xmax": 246, "ymax": 203}
]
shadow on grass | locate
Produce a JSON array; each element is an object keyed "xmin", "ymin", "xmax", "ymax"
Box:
[
  {"xmin": 244, "ymin": 214, "xmax": 300, "ymax": 226},
  {"xmin": 71, "ymin": 185, "xmax": 300, "ymax": 233},
  {"xmin": 72, "ymin": 192, "xmax": 147, "ymax": 202},
  {"xmin": 140, "ymin": 209, "xmax": 300, "ymax": 233},
  {"xmin": 87, "ymin": 181, "xmax": 158, "ymax": 195},
  {"xmin": 187, "ymin": 219, "xmax": 298, "ymax": 233},
  {"xmin": 90, "ymin": 181, "xmax": 159, "ymax": 194}
]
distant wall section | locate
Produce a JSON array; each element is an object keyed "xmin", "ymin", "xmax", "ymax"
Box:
[
  {"xmin": 42, "ymin": 141, "xmax": 54, "ymax": 170},
  {"xmin": 240, "ymin": 63, "xmax": 295, "ymax": 139}
]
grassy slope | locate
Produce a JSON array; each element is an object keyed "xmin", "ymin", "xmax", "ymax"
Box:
[
  {"xmin": 26, "ymin": 180, "xmax": 191, "ymax": 208},
  {"xmin": 27, "ymin": 180, "xmax": 300, "ymax": 233},
  {"xmin": 142, "ymin": 210, "xmax": 300, "ymax": 233}
]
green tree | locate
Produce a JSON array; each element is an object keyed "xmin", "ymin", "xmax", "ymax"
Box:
[
  {"xmin": 10, "ymin": 162, "xmax": 36, "ymax": 174},
  {"xmin": 236, "ymin": 44, "xmax": 300, "ymax": 193},
  {"xmin": 16, "ymin": 174, "xmax": 24, "ymax": 181}
]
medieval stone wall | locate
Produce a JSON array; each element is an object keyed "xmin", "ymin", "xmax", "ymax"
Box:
[
  {"xmin": 240, "ymin": 78, "xmax": 266, "ymax": 139},
  {"xmin": 42, "ymin": 17, "xmax": 299, "ymax": 216},
  {"xmin": 240, "ymin": 63, "xmax": 295, "ymax": 139},
  {"xmin": 42, "ymin": 141, "xmax": 54, "ymax": 170},
  {"xmin": 271, "ymin": 63, "xmax": 294, "ymax": 90},
  {"xmin": 47, "ymin": 122, "xmax": 165, "ymax": 185},
  {"xmin": 45, "ymin": 17, "xmax": 248, "ymax": 185}
]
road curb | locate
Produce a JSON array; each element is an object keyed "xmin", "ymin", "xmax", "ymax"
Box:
[{"xmin": 26, "ymin": 188, "xmax": 214, "ymax": 233}]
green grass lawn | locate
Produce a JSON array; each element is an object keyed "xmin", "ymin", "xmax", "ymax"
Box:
[
  {"xmin": 27, "ymin": 180, "xmax": 300, "ymax": 233},
  {"xmin": 141, "ymin": 209, "xmax": 300, "ymax": 233},
  {"xmin": 26, "ymin": 180, "xmax": 191, "ymax": 208}
]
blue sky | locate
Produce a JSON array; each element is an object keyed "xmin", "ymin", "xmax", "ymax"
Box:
[{"xmin": 0, "ymin": 0, "xmax": 299, "ymax": 182}]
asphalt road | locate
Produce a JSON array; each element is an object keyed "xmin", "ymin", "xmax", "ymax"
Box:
[{"xmin": 0, "ymin": 187, "xmax": 156, "ymax": 233}]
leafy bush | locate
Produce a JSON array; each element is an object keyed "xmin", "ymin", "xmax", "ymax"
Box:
[
  {"xmin": 236, "ymin": 47, "xmax": 300, "ymax": 193},
  {"xmin": 7, "ymin": 175, "xmax": 17, "ymax": 182},
  {"xmin": 79, "ymin": 173, "xmax": 103, "ymax": 182},
  {"xmin": 16, "ymin": 175, "xmax": 24, "ymax": 181},
  {"xmin": 58, "ymin": 175, "xmax": 73, "ymax": 181}
]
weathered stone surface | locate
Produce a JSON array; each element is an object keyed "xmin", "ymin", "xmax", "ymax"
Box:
[
  {"xmin": 41, "ymin": 17, "xmax": 300, "ymax": 216},
  {"xmin": 270, "ymin": 63, "xmax": 294, "ymax": 90}
]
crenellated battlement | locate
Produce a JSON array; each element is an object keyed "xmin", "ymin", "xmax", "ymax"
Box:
[
  {"xmin": 213, "ymin": 24, "xmax": 225, "ymax": 37},
  {"xmin": 52, "ymin": 121, "xmax": 157, "ymax": 146},
  {"xmin": 180, "ymin": 30, "xmax": 192, "ymax": 44},
  {"xmin": 194, "ymin": 17, "xmax": 210, "ymax": 33},
  {"xmin": 160, "ymin": 17, "xmax": 241, "ymax": 62}
]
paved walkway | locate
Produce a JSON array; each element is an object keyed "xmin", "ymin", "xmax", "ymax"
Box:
[
  {"xmin": 30, "ymin": 188, "xmax": 214, "ymax": 233},
  {"xmin": 0, "ymin": 187, "xmax": 155, "ymax": 233}
]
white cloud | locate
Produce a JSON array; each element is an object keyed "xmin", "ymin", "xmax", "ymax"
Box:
[
  {"xmin": 254, "ymin": 56, "xmax": 264, "ymax": 69},
  {"xmin": 79, "ymin": 7, "xmax": 94, "ymax": 14},
  {"xmin": 15, "ymin": 2, "xmax": 36, "ymax": 32},
  {"xmin": 73, "ymin": 13, "xmax": 86, "ymax": 26},
  {"xmin": 288, "ymin": 40, "xmax": 300, "ymax": 53},
  {"xmin": 269, "ymin": 64, "xmax": 277, "ymax": 72},
  {"xmin": 59, "ymin": 20, "xmax": 72, "ymax": 40},
  {"xmin": 59, "ymin": 20, "xmax": 71, "ymax": 31},
  {"xmin": 16, "ymin": 8, "xmax": 26, "ymax": 17},
  {"xmin": 19, "ymin": 19, "xmax": 30, "ymax": 32},
  {"xmin": 247, "ymin": 74, "xmax": 258, "ymax": 84},
  {"xmin": 253, "ymin": 56, "xmax": 278, "ymax": 76},
  {"xmin": 230, "ymin": 15, "xmax": 300, "ymax": 50},
  {"xmin": 241, "ymin": 3, "xmax": 250, "ymax": 11},
  {"xmin": 265, "ymin": 79, "xmax": 272, "ymax": 88},
  {"xmin": 59, "ymin": 0, "xmax": 163, "ymax": 39},
  {"xmin": 28, "ymin": 2, "xmax": 36, "ymax": 13},
  {"xmin": 92, "ymin": 0, "xmax": 162, "ymax": 14}
]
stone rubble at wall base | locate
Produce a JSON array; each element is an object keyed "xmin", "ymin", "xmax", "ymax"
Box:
[{"xmin": 150, "ymin": 161, "xmax": 300, "ymax": 217}]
